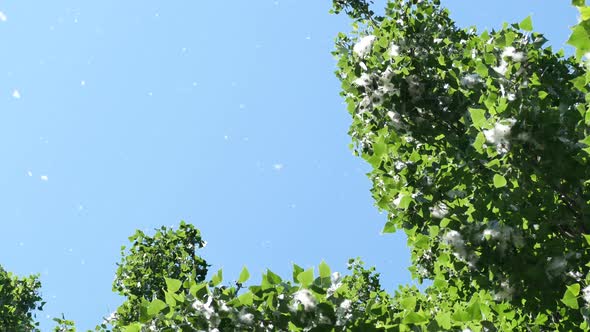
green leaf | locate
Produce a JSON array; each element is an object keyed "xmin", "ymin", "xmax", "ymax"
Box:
[
  {"xmin": 398, "ymin": 195, "xmax": 413, "ymax": 210},
  {"xmin": 435, "ymin": 312, "xmax": 452, "ymax": 329},
  {"xmin": 382, "ymin": 221, "xmax": 396, "ymax": 234},
  {"xmin": 467, "ymin": 301, "xmax": 482, "ymax": 320},
  {"xmin": 400, "ymin": 296, "xmax": 416, "ymax": 310},
  {"xmin": 538, "ymin": 91, "xmax": 548, "ymax": 99},
  {"xmin": 266, "ymin": 269, "xmax": 282, "ymax": 284},
  {"xmin": 567, "ymin": 20, "xmax": 590, "ymax": 58},
  {"xmin": 535, "ymin": 313, "xmax": 548, "ymax": 325},
  {"xmin": 573, "ymin": 0, "xmax": 586, "ymax": 6},
  {"xmin": 402, "ymin": 311, "xmax": 428, "ymax": 324},
  {"xmin": 572, "ymin": 75, "xmax": 587, "ymax": 91},
  {"xmin": 190, "ymin": 283, "xmax": 207, "ymax": 298},
  {"xmin": 451, "ymin": 310, "xmax": 471, "ymax": 322},
  {"xmin": 519, "ymin": 16, "xmax": 533, "ymax": 31},
  {"xmin": 319, "ymin": 261, "xmax": 331, "ymax": 278},
  {"xmin": 469, "ymin": 108, "xmax": 487, "ymax": 129},
  {"xmin": 147, "ymin": 299, "xmax": 167, "ymax": 317},
  {"xmin": 292, "ymin": 264, "xmax": 304, "ymax": 283},
  {"xmin": 211, "ymin": 269, "xmax": 223, "ymax": 286},
  {"xmin": 473, "ymin": 132, "xmax": 486, "ymax": 153},
  {"xmin": 238, "ymin": 291, "xmax": 253, "ymax": 306},
  {"xmin": 297, "ymin": 268, "xmax": 314, "ymax": 287},
  {"xmin": 165, "ymin": 291, "xmax": 176, "ymax": 307},
  {"xmin": 124, "ymin": 323, "xmax": 142, "ymax": 332},
  {"xmin": 238, "ymin": 266, "xmax": 250, "ymax": 283},
  {"xmin": 568, "ymin": 283, "xmax": 581, "ymax": 296},
  {"xmin": 493, "ymin": 174, "xmax": 507, "ymax": 188},
  {"xmin": 562, "ymin": 288, "xmax": 580, "ymax": 309},
  {"xmin": 475, "ymin": 62, "xmax": 488, "ymax": 77},
  {"xmin": 165, "ymin": 278, "xmax": 182, "ymax": 293}
]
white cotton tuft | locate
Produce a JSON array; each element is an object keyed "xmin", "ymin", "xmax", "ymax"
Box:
[
  {"xmin": 482, "ymin": 228, "xmax": 500, "ymax": 240},
  {"xmin": 389, "ymin": 43, "xmax": 400, "ymax": 57},
  {"xmin": 502, "ymin": 47, "xmax": 525, "ymax": 62},
  {"xmin": 443, "ymin": 230, "xmax": 464, "ymax": 248},
  {"xmin": 335, "ymin": 299, "xmax": 353, "ymax": 326},
  {"xmin": 430, "ymin": 202, "xmax": 449, "ymax": 219},
  {"xmin": 238, "ymin": 310, "xmax": 254, "ymax": 326},
  {"xmin": 546, "ymin": 256, "xmax": 567, "ymax": 279},
  {"xmin": 494, "ymin": 280, "xmax": 514, "ymax": 301},
  {"xmin": 292, "ymin": 289, "xmax": 317, "ymax": 312},
  {"xmin": 104, "ymin": 312, "xmax": 118, "ymax": 324},
  {"xmin": 460, "ymin": 74, "xmax": 481, "ymax": 88},
  {"xmin": 380, "ymin": 67, "xmax": 395, "ymax": 82},
  {"xmin": 340, "ymin": 299, "xmax": 351, "ymax": 311},
  {"xmin": 353, "ymin": 73, "xmax": 372, "ymax": 87},
  {"xmin": 442, "ymin": 230, "xmax": 472, "ymax": 264},
  {"xmin": 191, "ymin": 296, "xmax": 216, "ymax": 321},
  {"xmin": 483, "ymin": 119, "xmax": 516, "ymax": 154},
  {"xmin": 331, "ymin": 272, "xmax": 341, "ymax": 284},
  {"xmin": 493, "ymin": 61, "xmax": 508, "ymax": 75},
  {"xmin": 0, "ymin": 11, "xmax": 6, "ymax": 22},
  {"xmin": 387, "ymin": 111, "xmax": 403, "ymax": 129},
  {"xmin": 583, "ymin": 286, "xmax": 590, "ymax": 305},
  {"xmin": 327, "ymin": 272, "xmax": 343, "ymax": 296},
  {"xmin": 353, "ymin": 35, "xmax": 376, "ymax": 58}
]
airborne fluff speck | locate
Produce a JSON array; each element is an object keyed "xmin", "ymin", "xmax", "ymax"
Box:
[
  {"xmin": 0, "ymin": 11, "xmax": 6, "ymax": 22},
  {"xmin": 12, "ymin": 89, "xmax": 21, "ymax": 99},
  {"xmin": 40, "ymin": 175, "xmax": 49, "ymax": 181}
]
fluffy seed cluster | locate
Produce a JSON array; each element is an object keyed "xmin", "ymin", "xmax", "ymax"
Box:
[
  {"xmin": 483, "ymin": 119, "xmax": 516, "ymax": 154},
  {"xmin": 353, "ymin": 35, "xmax": 376, "ymax": 58},
  {"xmin": 430, "ymin": 202, "xmax": 449, "ymax": 219},
  {"xmin": 292, "ymin": 289, "xmax": 317, "ymax": 312}
]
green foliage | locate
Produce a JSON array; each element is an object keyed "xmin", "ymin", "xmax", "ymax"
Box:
[
  {"xmin": 0, "ymin": 265, "xmax": 43, "ymax": 331},
  {"xmin": 112, "ymin": 221, "xmax": 209, "ymax": 325},
  {"xmin": 569, "ymin": 1, "xmax": 590, "ymax": 59},
  {"xmin": 102, "ymin": 256, "xmax": 393, "ymax": 331},
  {"xmin": 53, "ymin": 314, "xmax": 77, "ymax": 332},
  {"xmin": 333, "ymin": 0, "xmax": 590, "ymax": 329},
  {"xmin": 331, "ymin": 0, "xmax": 375, "ymax": 21}
]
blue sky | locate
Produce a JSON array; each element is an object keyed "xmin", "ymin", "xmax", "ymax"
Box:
[{"xmin": 0, "ymin": 1, "xmax": 576, "ymax": 330}]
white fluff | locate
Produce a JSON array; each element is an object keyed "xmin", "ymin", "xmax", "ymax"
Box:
[
  {"xmin": 353, "ymin": 35, "xmax": 376, "ymax": 58},
  {"xmin": 483, "ymin": 119, "xmax": 516, "ymax": 154},
  {"xmin": 292, "ymin": 289, "xmax": 317, "ymax": 311},
  {"xmin": 430, "ymin": 202, "xmax": 449, "ymax": 219}
]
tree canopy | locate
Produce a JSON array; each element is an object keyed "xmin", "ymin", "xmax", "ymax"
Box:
[{"xmin": 3, "ymin": 0, "xmax": 590, "ymax": 331}]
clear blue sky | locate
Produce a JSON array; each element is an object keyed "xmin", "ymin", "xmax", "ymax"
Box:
[{"xmin": 0, "ymin": 1, "xmax": 576, "ymax": 330}]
